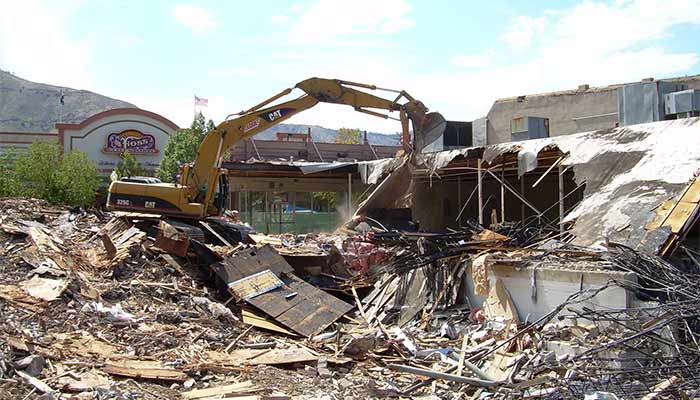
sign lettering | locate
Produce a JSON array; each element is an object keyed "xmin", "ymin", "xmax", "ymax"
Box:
[
  {"xmin": 259, "ymin": 107, "xmax": 295, "ymax": 123},
  {"xmin": 103, "ymin": 129, "xmax": 159, "ymax": 155},
  {"xmin": 243, "ymin": 118, "xmax": 261, "ymax": 133}
]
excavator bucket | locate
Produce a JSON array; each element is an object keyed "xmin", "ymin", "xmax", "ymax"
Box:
[{"xmin": 415, "ymin": 112, "xmax": 447, "ymax": 152}]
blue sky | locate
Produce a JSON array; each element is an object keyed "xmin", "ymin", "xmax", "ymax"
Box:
[{"xmin": 1, "ymin": 0, "xmax": 699, "ymax": 133}]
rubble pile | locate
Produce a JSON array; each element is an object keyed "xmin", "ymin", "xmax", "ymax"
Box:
[{"xmin": 1, "ymin": 198, "xmax": 699, "ymax": 399}]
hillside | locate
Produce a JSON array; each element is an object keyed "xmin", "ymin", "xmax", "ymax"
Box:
[
  {"xmin": 0, "ymin": 69, "xmax": 135, "ymax": 132},
  {"xmin": 0, "ymin": 70, "xmax": 400, "ymax": 145}
]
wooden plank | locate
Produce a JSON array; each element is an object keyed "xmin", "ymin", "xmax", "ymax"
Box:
[
  {"xmin": 680, "ymin": 179, "xmax": 700, "ymax": 203},
  {"xmin": 223, "ymin": 348, "xmax": 317, "ymax": 366},
  {"xmin": 183, "ymin": 381, "xmax": 256, "ymax": 399},
  {"xmin": 667, "ymin": 202, "xmax": 697, "ymax": 233},
  {"xmin": 103, "ymin": 359, "xmax": 188, "ymax": 381},
  {"xmin": 16, "ymin": 370, "xmax": 54, "ymax": 393},
  {"xmin": 241, "ymin": 308, "xmax": 297, "ymax": 336},
  {"xmin": 200, "ymin": 221, "xmax": 233, "ymax": 247},
  {"xmin": 249, "ymin": 234, "xmax": 283, "ymax": 246}
]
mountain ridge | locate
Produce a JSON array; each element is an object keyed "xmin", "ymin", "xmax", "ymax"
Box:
[{"xmin": 0, "ymin": 70, "xmax": 400, "ymax": 145}]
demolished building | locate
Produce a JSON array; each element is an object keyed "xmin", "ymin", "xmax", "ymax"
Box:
[{"xmin": 2, "ymin": 118, "xmax": 700, "ymax": 399}]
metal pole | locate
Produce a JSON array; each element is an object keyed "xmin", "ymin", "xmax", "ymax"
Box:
[
  {"xmin": 477, "ymin": 158, "xmax": 483, "ymax": 225},
  {"xmin": 291, "ymin": 191, "xmax": 296, "ymax": 233},
  {"xmin": 558, "ymin": 164, "xmax": 565, "ymax": 235},
  {"xmin": 347, "ymin": 173, "xmax": 352, "ymax": 217},
  {"xmin": 500, "ymin": 175, "xmax": 505, "ymax": 224},
  {"xmin": 457, "ymin": 176, "xmax": 461, "ymax": 226},
  {"xmin": 265, "ymin": 191, "xmax": 269, "ymax": 234},
  {"xmin": 520, "ymin": 177, "xmax": 525, "ymax": 222}
]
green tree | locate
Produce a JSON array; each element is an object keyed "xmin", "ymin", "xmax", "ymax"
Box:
[
  {"xmin": 58, "ymin": 151, "xmax": 100, "ymax": 207},
  {"xmin": 15, "ymin": 142, "xmax": 63, "ymax": 202},
  {"xmin": 157, "ymin": 112, "xmax": 216, "ymax": 182},
  {"xmin": 13, "ymin": 142, "xmax": 99, "ymax": 207},
  {"xmin": 336, "ymin": 128, "xmax": 362, "ymax": 144},
  {"xmin": 0, "ymin": 149, "xmax": 20, "ymax": 197},
  {"xmin": 114, "ymin": 150, "xmax": 143, "ymax": 179},
  {"xmin": 313, "ymin": 191, "xmax": 337, "ymax": 210}
]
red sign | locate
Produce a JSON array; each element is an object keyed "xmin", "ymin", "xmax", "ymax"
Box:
[{"xmin": 103, "ymin": 129, "xmax": 159, "ymax": 155}]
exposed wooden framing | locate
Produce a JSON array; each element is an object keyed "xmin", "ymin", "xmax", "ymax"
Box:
[
  {"xmin": 308, "ymin": 128, "xmax": 325, "ymax": 162},
  {"xmin": 532, "ymin": 155, "xmax": 564, "ymax": 188},
  {"xmin": 477, "ymin": 158, "xmax": 483, "ymax": 225},
  {"xmin": 367, "ymin": 138, "xmax": 380, "ymax": 160},
  {"xmin": 455, "ymin": 185, "xmax": 478, "ymax": 223},
  {"xmin": 486, "ymin": 169, "xmax": 542, "ymax": 216},
  {"xmin": 558, "ymin": 163, "xmax": 564, "ymax": 235},
  {"xmin": 249, "ymin": 138, "xmax": 262, "ymax": 160},
  {"xmin": 457, "ymin": 176, "xmax": 461, "ymax": 225},
  {"xmin": 500, "ymin": 165, "xmax": 505, "ymax": 223}
]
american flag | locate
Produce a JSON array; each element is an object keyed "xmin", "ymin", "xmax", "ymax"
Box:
[{"xmin": 194, "ymin": 95, "xmax": 208, "ymax": 107}]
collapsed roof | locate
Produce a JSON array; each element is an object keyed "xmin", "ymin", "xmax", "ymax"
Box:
[{"xmin": 362, "ymin": 117, "xmax": 700, "ymax": 256}]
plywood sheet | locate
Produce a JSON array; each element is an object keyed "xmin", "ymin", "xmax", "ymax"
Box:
[{"xmin": 213, "ymin": 246, "xmax": 351, "ymax": 337}]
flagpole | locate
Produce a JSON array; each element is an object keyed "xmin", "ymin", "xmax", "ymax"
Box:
[
  {"xmin": 59, "ymin": 88, "xmax": 63, "ymax": 123},
  {"xmin": 193, "ymin": 95, "xmax": 196, "ymax": 122}
]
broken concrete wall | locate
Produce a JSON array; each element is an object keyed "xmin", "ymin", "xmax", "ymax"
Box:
[{"xmin": 462, "ymin": 263, "xmax": 637, "ymax": 322}]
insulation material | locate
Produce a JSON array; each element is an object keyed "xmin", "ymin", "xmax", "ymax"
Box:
[
  {"xmin": 472, "ymin": 254, "xmax": 490, "ymax": 296},
  {"xmin": 354, "ymin": 157, "xmax": 413, "ymax": 217},
  {"xmin": 483, "ymin": 278, "xmax": 519, "ymax": 324},
  {"xmin": 19, "ymin": 276, "xmax": 68, "ymax": 302}
]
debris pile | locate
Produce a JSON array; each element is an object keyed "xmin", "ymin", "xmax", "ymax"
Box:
[{"xmin": 1, "ymin": 198, "xmax": 699, "ymax": 399}]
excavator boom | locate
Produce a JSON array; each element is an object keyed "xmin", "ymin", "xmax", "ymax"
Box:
[{"xmin": 107, "ymin": 77, "xmax": 443, "ymax": 219}]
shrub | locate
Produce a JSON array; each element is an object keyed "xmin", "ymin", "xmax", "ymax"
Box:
[
  {"xmin": 114, "ymin": 150, "xmax": 143, "ymax": 179},
  {"xmin": 12, "ymin": 142, "xmax": 100, "ymax": 207},
  {"xmin": 58, "ymin": 150, "xmax": 100, "ymax": 207},
  {"xmin": 0, "ymin": 148, "xmax": 20, "ymax": 197}
]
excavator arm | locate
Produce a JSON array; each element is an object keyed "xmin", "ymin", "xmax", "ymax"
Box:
[{"xmin": 107, "ymin": 77, "xmax": 441, "ymax": 219}]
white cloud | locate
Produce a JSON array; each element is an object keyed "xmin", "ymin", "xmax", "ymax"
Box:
[
  {"xmin": 500, "ymin": 16, "xmax": 547, "ymax": 48},
  {"xmin": 269, "ymin": 14, "xmax": 289, "ymax": 24},
  {"xmin": 451, "ymin": 50, "xmax": 496, "ymax": 69},
  {"xmin": 112, "ymin": 33, "xmax": 144, "ymax": 48},
  {"xmin": 171, "ymin": 4, "xmax": 219, "ymax": 35},
  {"xmin": 291, "ymin": 3, "xmax": 304, "ymax": 13},
  {"xmin": 0, "ymin": 0, "xmax": 92, "ymax": 89},
  {"xmin": 439, "ymin": 0, "xmax": 700, "ymax": 122},
  {"xmin": 288, "ymin": 0, "xmax": 415, "ymax": 43}
]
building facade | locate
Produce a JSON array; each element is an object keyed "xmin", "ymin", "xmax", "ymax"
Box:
[
  {"xmin": 57, "ymin": 108, "xmax": 179, "ymax": 176},
  {"xmin": 0, "ymin": 108, "xmax": 179, "ymax": 177},
  {"xmin": 485, "ymin": 75, "xmax": 700, "ymax": 144}
]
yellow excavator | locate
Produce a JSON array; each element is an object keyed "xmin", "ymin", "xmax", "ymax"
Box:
[{"xmin": 106, "ymin": 77, "xmax": 444, "ymax": 240}]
